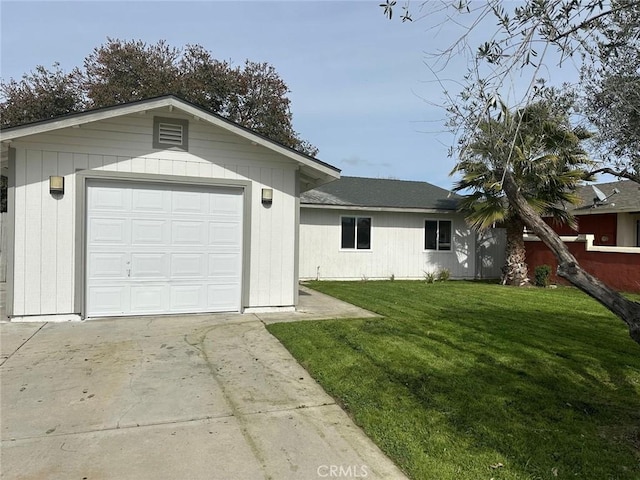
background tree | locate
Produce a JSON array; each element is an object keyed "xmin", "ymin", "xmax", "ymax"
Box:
[
  {"xmin": 1, "ymin": 38, "xmax": 317, "ymax": 156},
  {"xmin": 453, "ymin": 100, "xmax": 591, "ymax": 286},
  {"xmin": 177, "ymin": 44, "xmax": 235, "ymax": 115},
  {"xmin": 581, "ymin": 2, "xmax": 640, "ymax": 181},
  {"xmin": 0, "ymin": 63, "xmax": 84, "ymax": 126},
  {"xmin": 382, "ymin": 1, "xmax": 640, "ymax": 343},
  {"xmin": 83, "ymin": 39, "xmax": 181, "ymax": 107}
]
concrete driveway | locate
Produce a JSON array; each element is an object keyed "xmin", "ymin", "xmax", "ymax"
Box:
[{"xmin": 1, "ymin": 287, "xmax": 407, "ymax": 480}]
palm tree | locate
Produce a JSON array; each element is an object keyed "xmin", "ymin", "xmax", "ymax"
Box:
[{"xmin": 452, "ymin": 100, "xmax": 592, "ymax": 286}]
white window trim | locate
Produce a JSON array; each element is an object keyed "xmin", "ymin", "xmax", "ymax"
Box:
[
  {"xmin": 340, "ymin": 215, "xmax": 373, "ymax": 251},
  {"xmin": 424, "ymin": 218, "xmax": 453, "ymax": 253}
]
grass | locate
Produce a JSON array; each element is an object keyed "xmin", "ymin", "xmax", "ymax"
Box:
[{"xmin": 267, "ymin": 281, "xmax": 640, "ymax": 480}]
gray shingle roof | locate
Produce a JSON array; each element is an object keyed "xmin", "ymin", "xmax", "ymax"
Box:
[
  {"xmin": 300, "ymin": 176, "xmax": 460, "ymax": 210},
  {"xmin": 572, "ymin": 180, "xmax": 640, "ymax": 214}
]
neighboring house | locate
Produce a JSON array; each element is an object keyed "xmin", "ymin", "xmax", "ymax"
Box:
[
  {"xmin": 0, "ymin": 95, "xmax": 339, "ymax": 321},
  {"xmin": 299, "ymin": 176, "xmax": 505, "ymax": 281},
  {"xmin": 526, "ymin": 180, "xmax": 640, "ymax": 292},
  {"xmin": 546, "ymin": 180, "xmax": 640, "ymax": 247}
]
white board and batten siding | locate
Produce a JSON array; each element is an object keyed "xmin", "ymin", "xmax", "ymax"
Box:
[
  {"xmin": 299, "ymin": 208, "xmax": 477, "ymax": 280},
  {"xmin": 0, "ymin": 212, "xmax": 7, "ymax": 282},
  {"xmin": 9, "ymin": 112, "xmax": 298, "ymax": 318}
]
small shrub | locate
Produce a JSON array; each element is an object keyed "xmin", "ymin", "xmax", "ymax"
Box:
[
  {"xmin": 534, "ymin": 264, "xmax": 552, "ymax": 287},
  {"xmin": 424, "ymin": 271, "xmax": 437, "ymax": 284},
  {"xmin": 437, "ymin": 269, "xmax": 451, "ymax": 282}
]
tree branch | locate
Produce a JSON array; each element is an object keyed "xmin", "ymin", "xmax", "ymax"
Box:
[
  {"xmin": 549, "ymin": 2, "xmax": 640, "ymax": 42},
  {"xmin": 501, "ymin": 170, "xmax": 640, "ymax": 344},
  {"xmin": 587, "ymin": 167, "xmax": 640, "ymax": 183}
]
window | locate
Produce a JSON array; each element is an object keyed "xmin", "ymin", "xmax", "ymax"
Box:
[
  {"xmin": 425, "ymin": 220, "xmax": 452, "ymax": 251},
  {"xmin": 341, "ymin": 216, "xmax": 371, "ymax": 250},
  {"xmin": 153, "ymin": 117, "xmax": 189, "ymax": 150}
]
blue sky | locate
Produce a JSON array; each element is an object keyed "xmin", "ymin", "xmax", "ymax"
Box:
[{"xmin": 0, "ymin": 1, "xmax": 578, "ymax": 188}]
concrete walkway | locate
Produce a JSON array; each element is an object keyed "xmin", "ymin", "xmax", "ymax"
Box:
[{"xmin": 1, "ymin": 287, "xmax": 405, "ymax": 480}]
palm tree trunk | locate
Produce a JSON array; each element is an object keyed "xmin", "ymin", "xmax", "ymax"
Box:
[
  {"xmin": 501, "ymin": 216, "xmax": 530, "ymax": 286},
  {"xmin": 502, "ymin": 170, "xmax": 640, "ymax": 344}
]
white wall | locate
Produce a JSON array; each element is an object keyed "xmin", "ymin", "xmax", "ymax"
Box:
[
  {"xmin": 0, "ymin": 212, "xmax": 6, "ymax": 282},
  {"xmin": 617, "ymin": 212, "xmax": 640, "ymax": 247},
  {"xmin": 299, "ymin": 207, "xmax": 476, "ymax": 280},
  {"xmin": 9, "ymin": 112, "xmax": 298, "ymax": 316},
  {"xmin": 476, "ymin": 228, "xmax": 506, "ymax": 279}
]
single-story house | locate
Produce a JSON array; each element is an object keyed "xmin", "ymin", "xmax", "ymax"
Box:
[
  {"xmin": 543, "ymin": 180, "xmax": 640, "ymax": 247},
  {"xmin": 0, "ymin": 95, "xmax": 339, "ymax": 321},
  {"xmin": 299, "ymin": 176, "xmax": 505, "ymax": 281},
  {"xmin": 526, "ymin": 179, "xmax": 640, "ymax": 292}
]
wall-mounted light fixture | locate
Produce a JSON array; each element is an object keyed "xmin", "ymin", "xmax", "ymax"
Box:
[
  {"xmin": 261, "ymin": 188, "xmax": 273, "ymax": 206},
  {"xmin": 49, "ymin": 175, "xmax": 64, "ymax": 195}
]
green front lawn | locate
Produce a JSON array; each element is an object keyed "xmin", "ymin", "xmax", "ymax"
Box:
[{"xmin": 267, "ymin": 281, "xmax": 640, "ymax": 480}]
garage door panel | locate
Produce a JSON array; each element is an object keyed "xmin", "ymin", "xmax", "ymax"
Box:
[
  {"xmin": 130, "ymin": 285, "xmax": 167, "ymax": 313},
  {"xmin": 172, "ymin": 190, "xmax": 208, "ymax": 215},
  {"xmin": 131, "ymin": 219, "xmax": 169, "ymax": 245},
  {"xmin": 88, "ymin": 286, "xmax": 129, "ymax": 315},
  {"xmin": 207, "ymin": 284, "xmax": 240, "ymax": 310},
  {"xmin": 88, "ymin": 252, "xmax": 128, "ymax": 279},
  {"xmin": 170, "ymin": 285, "xmax": 206, "ymax": 310},
  {"xmin": 209, "ymin": 191, "xmax": 242, "ymax": 215},
  {"xmin": 87, "ymin": 181, "xmax": 243, "ymax": 317},
  {"xmin": 209, "ymin": 222, "xmax": 242, "ymax": 246},
  {"xmin": 208, "ymin": 254, "xmax": 241, "ymax": 277},
  {"xmin": 88, "ymin": 218, "xmax": 128, "ymax": 245},
  {"xmin": 131, "ymin": 188, "xmax": 170, "ymax": 214},
  {"xmin": 131, "ymin": 253, "xmax": 169, "ymax": 279},
  {"xmin": 171, "ymin": 253, "xmax": 206, "ymax": 278},
  {"xmin": 172, "ymin": 221, "xmax": 207, "ymax": 245},
  {"xmin": 90, "ymin": 186, "xmax": 131, "ymax": 211}
]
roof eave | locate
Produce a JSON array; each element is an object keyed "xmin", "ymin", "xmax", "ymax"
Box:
[
  {"xmin": 0, "ymin": 96, "xmax": 341, "ymax": 184},
  {"xmin": 301, "ymin": 203, "xmax": 459, "ymax": 214}
]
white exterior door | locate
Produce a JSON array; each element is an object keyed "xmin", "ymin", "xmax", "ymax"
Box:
[{"xmin": 86, "ymin": 181, "xmax": 243, "ymax": 317}]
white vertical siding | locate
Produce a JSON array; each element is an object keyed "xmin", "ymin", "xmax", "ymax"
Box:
[
  {"xmin": 0, "ymin": 213, "xmax": 7, "ymax": 282},
  {"xmin": 24, "ymin": 150, "xmax": 43, "ymax": 314},
  {"xmin": 299, "ymin": 208, "xmax": 476, "ymax": 280},
  {"xmin": 13, "ymin": 149, "xmax": 26, "ymax": 314},
  {"xmin": 56, "ymin": 152, "xmax": 75, "ymax": 312},
  {"xmin": 246, "ymin": 167, "xmax": 296, "ymax": 307},
  {"xmin": 40, "ymin": 151, "xmax": 58, "ymax": 314},
  {"xmin": 10, "ymin": 113, "xmax": 300, "ymax": 316}
]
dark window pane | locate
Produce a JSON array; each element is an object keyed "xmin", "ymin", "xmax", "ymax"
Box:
[
  {"xmin": 439, "ymin": 220, "xmax": 452, "ymax": 251},
  {"xmin": 425, "ymin": 220, "xmax": 437, "ymax": 250},
  {"xmin": 341, "ymin": 217, "xmax": 355, "ymax": 249},
  {"xmin": 356, "ymin": 217, "xmax": 371, "ymax": 249}
]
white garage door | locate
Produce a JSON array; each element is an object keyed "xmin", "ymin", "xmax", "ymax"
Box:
[{"xmin": 86, "ymin": 181, "xmax": 243, "ymax": 317}]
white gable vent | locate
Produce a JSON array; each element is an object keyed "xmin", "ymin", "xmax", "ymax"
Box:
[
  {"xmin": 158, "ymin": 123, "xmax": 183, "ymax": 145},
  {"xmin": 153, "ymin": 117, "xmax": 189, "ymax": 150}
]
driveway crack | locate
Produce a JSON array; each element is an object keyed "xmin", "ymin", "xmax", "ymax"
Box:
[
  {"xmin": 0, "ymin": 322, "xmax": 47, "ymax": 366},
  {"xmin": 184, "ymin": 326, "xmax": 272, "ymax": 480}
]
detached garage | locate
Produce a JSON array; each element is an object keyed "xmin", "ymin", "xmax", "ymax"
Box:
[{"xmin": 0, "ymin": 96, "xmax": 339, "ymax": 321}]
